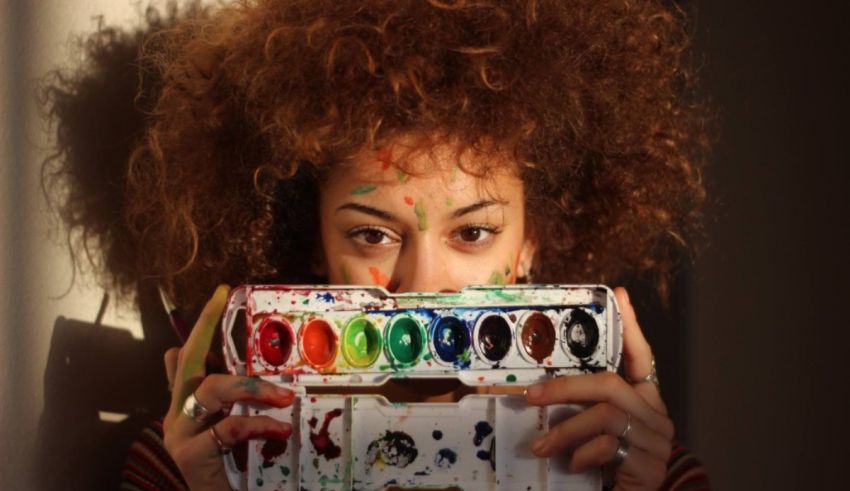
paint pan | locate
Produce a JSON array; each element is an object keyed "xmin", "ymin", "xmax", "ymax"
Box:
[
  {"xmin": 518, "ymin": 311, "xmax": 556, "ymax": 363},
  {"xmin": 429, "ymin": 316, "xmax": 471, "ymax": 364},
  {"xmin": 341, "ymin": 316, "xmax": 383, "ymax": 368},
  {"xmin": 385, "ymin": 314, "xmax": 426, "ymax": 367},
  {"xmin": 299, "ymin": 318, "xmax": 337, "ymax": 369},
  {"xmin": 257, "ymin": 317, "xmax": 294, "ymax": 367},
  {"xmin": 561, "ymin": 308, "xmax": 600, "ymax": 359},
  {"xmin": 473, "ymin": 313, "xmax": 513, "ymax": 363}
]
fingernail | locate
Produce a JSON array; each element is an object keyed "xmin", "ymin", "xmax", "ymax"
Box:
[
  {"xmin": 275, "ymin": 386, "xmax": 295, "ymax": 401},
  {"xmin": 531, "ymin": 437, "xmax": 547, "ymax": 455},
  {"xmin": 525, "ymin": 384, "xmax": 542, "ymax": 400}
]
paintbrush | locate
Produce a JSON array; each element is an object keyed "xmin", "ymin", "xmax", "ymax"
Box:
[{"xmin": 158, "ymin": 286, "xmax": 191, "ymax": 343}]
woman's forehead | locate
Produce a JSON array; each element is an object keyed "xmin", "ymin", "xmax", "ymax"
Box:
[{"xmin": 340, "ymin": 138, "xmax": 518, "ymax": 184}]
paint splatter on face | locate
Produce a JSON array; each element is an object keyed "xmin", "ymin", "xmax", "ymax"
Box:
[
  {"xmin": 375, "ymin": 147, "xmax": 394, "ymax": 170},
  {"xmin": 308, "ymin": 408, "xmax": 343, "ymax": 460},
  {"xmin": 445, "ymin": 196, "xmax": 453, "ymax": 208},
  {"xmin": 368, "ymin": 266, "xmax": 390, "ymax": 287},
  {"xmin": 366, "ymin": 430, "xmax": 418, "ymax": 468},
  {"xmin": 403, "ymin": 196, "xmax": 414, "ymax": 206},
  {"xmin": 397, "ymin": 169, "xmax": 411, "ymax": 183},
  {"xmin": 414, "ymin": 199, "xmax": 428, "ymax": 231},
  {"xmin": 488, "ymin": 270, "xmax": 506, "ymax": 285},
  {"xmin": 340, "ymin": 263, "xmax": 353, "ymax": 284},
  {"xmin": 351, "ymin": 184, "xmax": 378, "ymax": 195}
]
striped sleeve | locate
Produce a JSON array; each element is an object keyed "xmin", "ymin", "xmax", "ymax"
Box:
[
  {"xmin": 660, "ymin": 442, "xmax": 711, "ymax": 491},
  {"xmin": 119, "ymin": 420, "xmax": 189, "ymax": 491}
]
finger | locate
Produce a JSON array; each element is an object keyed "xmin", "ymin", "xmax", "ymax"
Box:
[
  {"xmin": 530, "ymin": 403, "xmax": 671, "ymax": 460},
  {"xmin": 614, "ymin": 287, "xmax": 667, "ymax": 415},
  {"xmin": 172, "ymin": 285, "xmax": 231, "ymax": 406},
  {"xmin": 172, "ymin": 375, "xmax": 296, "ymax": 437},
  {"xmin": 611, "ymin": 446, "xmax": 667, "ymax": 491},
  {"xmin": 569, "ymin": 435, "xmax": 666, "ymax": 490},
  {"xmin": 165, "ymin": 347, "xmax": 180, "ymax": 392},
  {"xmin": 170, "ymin": 415, "xmax": 291, "ymax": 468},
  {"xmin": 525, "ymin": 372, "xmax": 674, "ymax": 439}
]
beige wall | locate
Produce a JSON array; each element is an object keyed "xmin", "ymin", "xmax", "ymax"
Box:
[{"xmin": 1, "ymin": 1, "xmax": 144, "ymax": 488}]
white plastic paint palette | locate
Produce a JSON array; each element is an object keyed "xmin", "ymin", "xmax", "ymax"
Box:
[{"xmin": 222, "ymin": 285, "xmax": 622, "ymax": 491}]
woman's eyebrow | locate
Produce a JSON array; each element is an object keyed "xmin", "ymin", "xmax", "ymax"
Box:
[
  {"xmin": 450, "ymin": 199, "xmax": 505, "ymax": 219},
  {"xmin": 336, "ymin": 202, "xmax": 395, "ymax": 221}
]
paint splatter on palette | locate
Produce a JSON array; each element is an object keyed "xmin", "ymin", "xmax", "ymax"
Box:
[{"xmin": 221, "ymin": 285, "xmax": 622, "ymax": 491}]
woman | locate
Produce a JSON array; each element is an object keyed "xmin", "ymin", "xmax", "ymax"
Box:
[{"xmin": 45, "ymin": 0, "xmax": 709, "ymax": 489}]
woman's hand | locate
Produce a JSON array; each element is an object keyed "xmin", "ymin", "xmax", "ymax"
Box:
[
  {"xmin": 525, "ymin": 287, "xmax": 674, "ymax": 491},
  {"xmin": 162, "ymin": 285, "xmax": 296, "ymax": 491}
]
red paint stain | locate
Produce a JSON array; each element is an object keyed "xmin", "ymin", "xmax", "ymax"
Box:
[
  {"xmin": 261, "ymin": 438, "xmax": 288, "ymax": 467},
  {"xmin": 234, "ymin": 441, "xmax": 249, "ymax": 472},
  {"xmin": 404, "ymin": 196, "xmax": 414, "ymax": 206},
  {"xmin": 310, "ymin": 397, "xmax": 317, "ymax": 403},
  {"xmin": 375, "ymin": 147, "xmax": 394, "ymax": 170},
  {"xmin": 478, "ymin": 376, "xmax": 485, "ymax": 382},
  {"xmin": 310, "ymin": 408, "xmax": 343, "ymax": 459}
]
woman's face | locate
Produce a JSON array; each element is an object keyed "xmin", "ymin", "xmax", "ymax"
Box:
[{"xmin": 319, "ymin": 141, "xmax": 536, "ymax": 293}]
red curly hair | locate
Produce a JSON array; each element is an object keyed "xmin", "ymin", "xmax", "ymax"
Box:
[{"xmin": 44, "ymin": 0, "xmax": 708, "ymax": 316}]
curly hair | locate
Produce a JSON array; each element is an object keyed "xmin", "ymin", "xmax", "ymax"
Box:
[{"xmin": 43, "ymin": 0, "xmax": 708, "ymax": 316}]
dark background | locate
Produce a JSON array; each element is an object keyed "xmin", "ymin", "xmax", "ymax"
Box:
[{"xmin": 677, "ymin": 1, "xmax": 850, "ymax": 488}]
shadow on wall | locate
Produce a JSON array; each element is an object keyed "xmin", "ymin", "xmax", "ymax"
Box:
[{"xmin": 34, "ymin": 286, "xmax": 177, "ymax": 491}]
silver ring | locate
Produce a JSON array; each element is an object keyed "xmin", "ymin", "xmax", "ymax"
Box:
[
  {"xmin": 629, "ymin": 356, "xmax": 660, "ymax": 390},
  {"xmin": 611, "ymin": 440, "xmax": 629, "ymax": 466},
  {"xmin": 209, "ymin": 425, "xmax": 231, "ymax": 455},
  {"xmin": 619, "ymin": 412, "xmax": 632, "ymax": 439},
  {"xmin": 182, "ymin": 391, "xmax": 212, "ymax": 424}
]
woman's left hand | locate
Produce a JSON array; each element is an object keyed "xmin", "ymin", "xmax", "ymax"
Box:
[{"xmin": 525, "ymin": 287, "xmax": 674, "ymax": 491}]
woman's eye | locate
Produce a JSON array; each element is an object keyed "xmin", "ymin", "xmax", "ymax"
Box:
[
  {"xmin": 361, "ymin": 229, "xmax": 386, "ymax": 244},
  {"xmin": 453, "ymin": 225, "xmax": 500, "ymax": 244},
  {"xmin": 348, "ymin": 227, "xmax": 398, "ymax": 246}
]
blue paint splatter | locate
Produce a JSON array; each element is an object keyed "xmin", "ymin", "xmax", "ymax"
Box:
[
  {"xmin": 435, "ymin": 448, "xmax": 457, "ymax": 469},
  {"xmin": 317, "ymin": 292, "xmax": 335, "ymax": 303},
  {"xmin": 473, "ymin": 421, "xmax": 493, "ymax": 446},
  {"xmin": 476, "ymin": 438, "xmax": 496, "ymax": 470}
]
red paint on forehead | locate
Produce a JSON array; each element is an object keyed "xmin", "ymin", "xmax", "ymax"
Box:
[
  {"xmin": 375, "ymin": 147, "xmax": 394, "ymax": 171},
  {"xmin": 404, "ymin": 196, "xmax": 414, "ymax": 206}
]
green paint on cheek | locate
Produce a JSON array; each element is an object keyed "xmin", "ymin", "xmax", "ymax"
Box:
[
  {"xmin": 451, "ymin": 164, "xmax": 459, "ymax": 182},
  {"xmin": 488, "ymin": 270, "xmax": 506, "ymax": 285},
  {"xmin": 340, "ymin": 263, "xmax": 352, "ymax": 284},
  {"xmin": 397, "ymin": 170, "xmax": 410, "ymax": 183},
  {"xmin": 445, "ymin": 196, "xmax": 453, "ymax": 208},
  {"xmin": 351, "ymin": 184, "xmax": 378, "ymax": 195},
  {"xmin": 414, "ymin": 200, "xmax": 428, "ymax": 231}
]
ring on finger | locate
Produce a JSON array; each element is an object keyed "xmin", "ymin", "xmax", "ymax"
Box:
[
  {"xmin": 619, "ymin": 412, "xmax": 632, "ymax": 439},
  {"xmin": 182, "ymin": 391, "xmax": 213, "ymax": 424},
  {"xmin": 611, "ymin": 440, "xmax": 630, "ymax": 466},
  {"xmin": 209, "ymin": 425, "xmax": 231, "ymax": 455},
  {"xmin": 628, "ymin": 356, "xmax": 660, "ymax": 390}
]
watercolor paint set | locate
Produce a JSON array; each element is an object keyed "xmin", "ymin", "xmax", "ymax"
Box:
[{"xmin": 221, "ymin": 284, "xmax": 622, "ymax": 491}]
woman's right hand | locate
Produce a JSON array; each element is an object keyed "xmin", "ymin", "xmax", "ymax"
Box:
[{"xmin": 162, "ymin": 285, "xmax": 296, "ymax": 491}]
